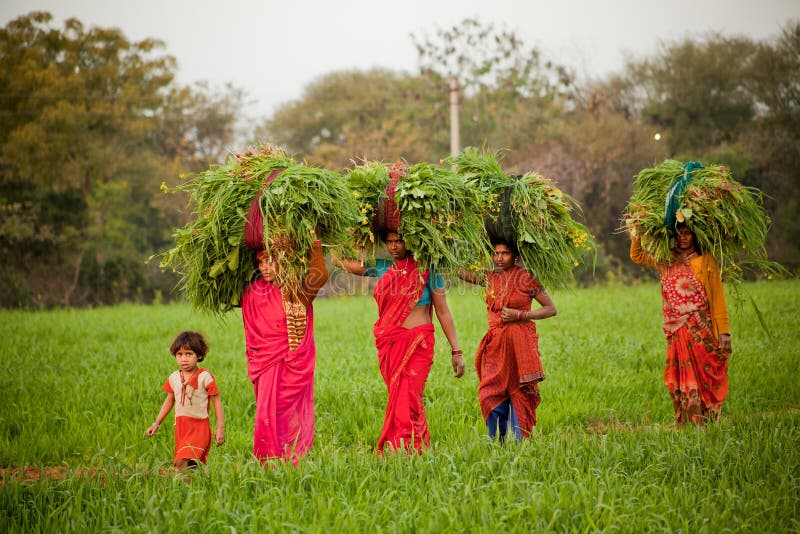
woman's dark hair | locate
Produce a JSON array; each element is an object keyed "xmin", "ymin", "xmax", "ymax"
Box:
[
  {"xmin": 490, "ymin": 237, "xmax": 519, "ymax": 257},
  {"xmin": 379, "ymin": 229, "xmax": 404, "ymax": 244},
  {"xmin": 170, "ymin": 331, "xmax": 209, "ymax": 361}
]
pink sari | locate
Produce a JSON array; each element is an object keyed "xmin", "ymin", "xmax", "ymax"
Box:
[
  {"xmin": 372, "ymin": 257, "xmax": 434, "ymax": 454},
  {"xmin": 242, "ymin": 278, "xmax": 316, "ymax": 464}
]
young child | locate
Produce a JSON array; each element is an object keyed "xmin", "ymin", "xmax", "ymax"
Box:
[{"xmin": 146, "ymin": 331, "xmax": 225, "ymax": 468}]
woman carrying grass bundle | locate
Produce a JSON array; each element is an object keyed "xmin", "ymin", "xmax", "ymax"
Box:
[
  {"xmin": 631, "ymin": 223, "xmax": 731, "ymax": 427},
  {"xmin": 630, "ymin": 224, "xmax": 731, "ymax": 427},
  {"xmin": 241, "ymin": 239, "xmax": 328, "ymax": 464},
  {"xmin": 458, "ymin": 239, "xmax": 556, "ymax": 441},
  {"xmin": 627, "ymin": 161, "xmax": 740, "ymax": 428},
  {"xmin": 159, "ymin": 144, "xmax": 355, "ymax": 463},
  {"xmin": 336, "ymin": 229, "xmax": 465, "ymax": 454},
  {"xmin": 341, "ymin": 159, "xmax": 492, "ymax": 454}
]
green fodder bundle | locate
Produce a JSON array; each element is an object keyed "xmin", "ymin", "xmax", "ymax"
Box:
[
  {"xmin": 345, "ymin": 161, "xmax": 391, "ymax": 251},
  {"xmin": 159, "ymin": 145, "xmax": 357, "ymax": 315},
  {"xmin": 623, "ymin": 159, "xmax": 775, "ymax": 281},
  {"xmin": 345, "ymin": 160, "xmax": 492, "ymax": 275},
  {"xmin": 451, "ymin": 147, "xmax": 594, "ymax": 289}
]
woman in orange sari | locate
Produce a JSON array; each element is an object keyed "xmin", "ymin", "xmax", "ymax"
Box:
[
  {"xmin": 630, "ymin": 224, "xmax": 732, "ymax": 427},
  {"xmin": 460, "ymin": 239, "xmax": 556, "ymax": 441},
  {"xmin": 337, "ymin": 231, "xmax": 465, "ymax": 453}
]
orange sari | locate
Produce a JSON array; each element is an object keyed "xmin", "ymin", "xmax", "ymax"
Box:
[
  {"xmin": 660, "ymin": 262, "xmax": 730, "ymax": 425},
  {"xmin": 474, "ymin": 265, "xmax": 543, "ymax": 438}
]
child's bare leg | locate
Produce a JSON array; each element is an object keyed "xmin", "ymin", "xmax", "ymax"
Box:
[{"xmin": 175, "ymin": 459, "xmax": 198, "ymax": 470}]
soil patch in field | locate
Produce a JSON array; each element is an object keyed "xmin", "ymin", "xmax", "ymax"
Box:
[{"xmin": 0, "ymin": 467, "xmax": 174, "ymax": 484}]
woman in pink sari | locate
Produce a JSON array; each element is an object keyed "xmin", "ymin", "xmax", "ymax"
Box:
[
  {"xmin": 337, "ymin": 231, "xmax": 465, "ymax": 453},
  {"xmin": 241, "ymin": 241, "xmax": 328, "ymax": 464}
]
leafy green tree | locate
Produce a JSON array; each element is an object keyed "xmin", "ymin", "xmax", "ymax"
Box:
[
  {"xmin": 1, "ymin": 12, "xmax": 176, "ymax": 305},
  {"xmin": 155, "ymin": 81, "xmax": 247, "ymax": 166},
  {"xmin": 254, "ymin": 68, "xmax": 447, "ymax": 168},
  {"xmin": 739, "ymin": 21, "xmax": 800, "ymax": 267},
  {"xmin": 257, "ymin": 19, "xmax": 573, "ymax": 169},
  {"xmin": 518, "ymin": 76, "xmax": 669, "ymax": 277},
  {"xmin": 0, "ymin": 12, "xmax": 246, "ymax": 307},
  {"xmin": 625, "ymin": 24, "xmax": 799, "ymax": 270},
  {"xmin": 412, "ymin": 17, "xmax": 574, "ymax": 151},
  {"xmin": 628, "ymin": 34, "xmax": 759, "ymax": 155}
]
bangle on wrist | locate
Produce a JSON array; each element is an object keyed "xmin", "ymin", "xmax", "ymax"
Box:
[{"xmin": 451, "ymin": 349, "xmax": 462, "ymax": 356}]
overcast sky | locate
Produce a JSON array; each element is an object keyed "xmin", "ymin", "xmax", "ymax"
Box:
[{"xmin": 2, "ymin": 0, "xmax": 798, "ymax": 119}]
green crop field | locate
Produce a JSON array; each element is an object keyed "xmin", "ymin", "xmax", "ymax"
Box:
[{"xmin": 1, "ymin": 280, "xmax": 798, "ymax": 532}]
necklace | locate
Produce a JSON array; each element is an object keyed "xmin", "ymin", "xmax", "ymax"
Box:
[
  {"xmin": 392, "ymin": 257, "xmax": 411, "ymax": 275},
  {"xmin": 179, "ymin": 369, "xmax": 197, "ymax": 406},
  {"xmin": 678, "ymin": 250, "xmax": 698, "ymax": 265},
  {"xmin": 180, "ymin": 369, "xmax": 197, "ymax": 385}
]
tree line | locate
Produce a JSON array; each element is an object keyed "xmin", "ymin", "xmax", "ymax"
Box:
[{"xmin": 1, "ymin": 12, "xmax": 797, "ymax": 308}]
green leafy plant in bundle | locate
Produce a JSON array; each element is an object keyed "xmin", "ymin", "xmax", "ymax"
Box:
[
  {"xmin": 158, "ymin": 145, "xmax": 357, "ymax": 315},
  {"xmin": 159, "ymin": 160, "xmax": 274, "ymax": 315},
  {"xmin": 623, "ymin": 159, "xmax": 780, "ymax": 284},
  {"xmin": 451, "ymin": 147, "xmax": 595, "ymax": 289},
  {"xmin": 344, "ymin": 161, "xmax": 391, "ymax": 251},
  {"xmin": 345, "ymin": 160, "xmax": 492, "ymax": 276},
  {"xmin": 395, "ymin": 162, "xmax": 492, "ymax": 275},
  {"xmin": 257, "ymin": 164, "xmax": 359, "ymax": 293}
]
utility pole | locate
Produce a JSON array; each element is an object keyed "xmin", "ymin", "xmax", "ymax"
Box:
[{"xmin": 449, "ymin": 75, "xmax": 460, "ymax": 158}]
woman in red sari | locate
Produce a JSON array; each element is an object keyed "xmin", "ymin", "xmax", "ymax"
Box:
[
  {"xmin": 630, "ymin": 224, "xmax": 732, "ymax": 427},
  {"xmin": 241, "ymin": 241, "xmax": 328, "ymax": 464},
  {"xmin": 460, "ymin": 239, "xmax": 556, "ymax": 441},
  {"xmin": 337, "ymin": 231, "xmax": 465, "ymax": 453}
]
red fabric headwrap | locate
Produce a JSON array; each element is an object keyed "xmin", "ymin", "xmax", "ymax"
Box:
[{"xmin": 244, "ymin": 169, "xmax": 285, "ymax": 250}]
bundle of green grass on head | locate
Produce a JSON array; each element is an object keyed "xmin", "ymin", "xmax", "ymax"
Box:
[
  {"xmin": 623, "ymin": 159, "xmax": 776, "ymax": 283},
  {"xmin": 345, "ymin": 160, "xmax": 491, "ymax": 275},
  {"xmin": 450, "ymin": 147, "xmax": 595, "ymax": 289},
  {"xmin": 159, "ymin": 145, "xmax": 357, "ymax": 315}
]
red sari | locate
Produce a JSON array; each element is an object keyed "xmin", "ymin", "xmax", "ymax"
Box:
[
  {"xmin": 660, "ymin": 262, "xmax": 730, "ymax": 425},
  {"xmin": 372, "ymin": 257, "xmax": 434, "ymax": 453},
  {"xmin": 474, "ymin": 265, "xmax": 544, "ymax": 437}
]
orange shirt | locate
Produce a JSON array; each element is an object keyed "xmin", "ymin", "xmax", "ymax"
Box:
[{"xmin": 630, "ymin": 238, "xmax": 730, "ymax": 338}]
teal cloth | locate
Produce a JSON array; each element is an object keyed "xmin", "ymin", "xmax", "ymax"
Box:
[{"xmin": 664, "ymin": 161, "xmax": 704, "ymax": 234}]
